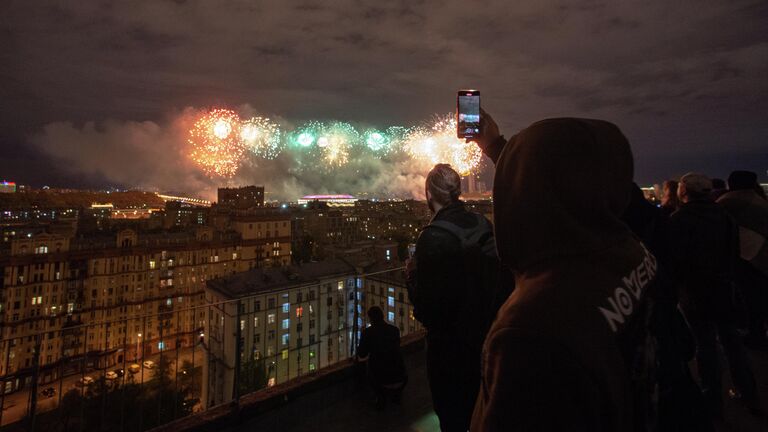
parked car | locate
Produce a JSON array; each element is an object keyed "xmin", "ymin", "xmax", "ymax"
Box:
[
  {"xmin": 76, "ymin": 376, "xmax": 94, "ymax": 386},
  {"xmin": 105, "ymin": 371, "xmax": 118, "ymax": 380},
  {"xmin": 41, "ymin": 387, "xmax": 56, "ymax": 398},
  {"xmin": 128, "ymin": 364, "xmax": 141, "ymax": 374},
  {"xmin": 143, "ymin": 360, "xmax": 155, "ymax": 369}
]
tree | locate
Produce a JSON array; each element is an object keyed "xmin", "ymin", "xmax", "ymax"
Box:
[{"xmin": 238, "ymin": 357, "xmax": 268, "ymax": 395}]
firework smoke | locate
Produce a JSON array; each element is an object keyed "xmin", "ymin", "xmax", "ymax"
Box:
[{"xmin": 31, "ymin": 107, "xmax": 490, "ymax": 200}]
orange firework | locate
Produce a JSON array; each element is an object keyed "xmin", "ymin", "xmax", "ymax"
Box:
[
  {"xmin": 404, "ymin": 114, "xmax": 482, "ymax": 176},
  {"xmin": 188, "ymin": 109, "xmax": 244, "ymax": 177}
]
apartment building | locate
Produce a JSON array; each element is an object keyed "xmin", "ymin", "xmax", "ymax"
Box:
[
  {"xmin": 202, "ymin": 259, "xmax": 420, "ymax": 407},
  {"xmin": 0, "ymin": 216, "xmax": 291, "ymax": 394}
]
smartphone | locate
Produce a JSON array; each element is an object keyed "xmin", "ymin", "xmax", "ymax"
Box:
[{"xmin": 457, "ymin": 90, "xmax": 480, "ymax": 139}]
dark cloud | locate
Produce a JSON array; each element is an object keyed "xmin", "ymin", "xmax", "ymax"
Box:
[{"xmin": 0, "ymin": 0, "xmax": 767, "ymax": 191}]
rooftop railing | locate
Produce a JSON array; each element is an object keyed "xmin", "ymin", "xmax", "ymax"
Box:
[{"xmin": 0, "ymin": 267, "xmax": 421, "ymax": 432}]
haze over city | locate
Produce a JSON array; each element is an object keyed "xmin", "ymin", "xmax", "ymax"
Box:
[{"xmin": 1, "ymin": 1, "xmax": 766, "ymax": 199}]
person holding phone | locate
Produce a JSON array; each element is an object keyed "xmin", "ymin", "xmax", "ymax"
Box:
[{"xmin": 468, "ymin": 112, "xmax": 659, "ymax": 431}]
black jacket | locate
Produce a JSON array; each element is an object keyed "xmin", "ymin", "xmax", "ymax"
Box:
[
  {"xmin": 357, "ymin": 321, "xmax": 406, "ymax": 385},
  {"xmin": 408, "ymin": 201, "xmax": 488, "ymax": 341},
  {"xmin": 669, "ymin": 200, "xmax": 739, "ymax": 311}
]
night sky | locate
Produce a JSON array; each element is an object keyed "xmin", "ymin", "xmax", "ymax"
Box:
[{"xmin": 1, "ymin": 1, "xmax": 766, "ymax": 194}]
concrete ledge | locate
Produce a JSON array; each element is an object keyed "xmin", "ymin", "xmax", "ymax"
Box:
[{"xmin": 150, "ymin": 331, "xmax": 426, "ymax": 432}]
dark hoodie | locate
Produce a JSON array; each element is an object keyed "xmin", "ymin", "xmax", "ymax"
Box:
[{"xmin": 471, "ymin": 119, "xmax": 657, "ymax": 431}]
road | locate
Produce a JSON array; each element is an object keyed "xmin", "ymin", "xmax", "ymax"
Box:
[{"xmin": 0, "ymin": 343, "xmax": 206, "ymax": 428}]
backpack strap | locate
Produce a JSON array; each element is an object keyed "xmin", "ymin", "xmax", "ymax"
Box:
[{"xmin": 428, "ymin": 213, "xmax": 497, "ymax": 258}]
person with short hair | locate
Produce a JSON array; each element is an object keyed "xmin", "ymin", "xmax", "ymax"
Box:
[
  {"xmin": 670, "ymin": 172, "xmax": 758, "ymax": 413},
  {"xmin": 356, "ymin": 306, "xmax": 407, "ymax": 408}
]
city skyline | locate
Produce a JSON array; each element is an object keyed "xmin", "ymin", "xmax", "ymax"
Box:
[{"xmin": 1, "ymin": 1, "xmax": 767, "ymax": 195}]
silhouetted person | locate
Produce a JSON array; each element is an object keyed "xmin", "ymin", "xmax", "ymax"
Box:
[
  {"xmin": 710, "ymin": 178, "xmax": 728, "ymax": 201},
  {"xmin": 669, "ymin": 173, "xmax": 757, "ymax": 413},
  {"xmin": 622, "ymin": 184, "xmax": 712, "ymax": 431},
  {"xmin": 661, "ymin": 180, "xmax": 680, "ymax": 216},
  {"xmin": 356, "ymin": 306, "xmax": 407, "ymax": 408},
  {"xmin": 471, "ymin": 113, "xmax": 658, "ymax": 431},
  {"xmin": 718, "ymin": 170, "xmax": 768, "ymax": 348},
  {"xmin": 406, "ymin": 163, "xmax": 501, "ymax": 432}
]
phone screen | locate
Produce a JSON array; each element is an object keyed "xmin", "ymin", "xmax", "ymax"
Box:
[{"xmin": 457, "ymin": 90, "xmax": 480, "ymax": 139}]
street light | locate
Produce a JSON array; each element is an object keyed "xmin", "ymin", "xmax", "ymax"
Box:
[{"xmin": 136, "ymin": 333, "xmax": 142, "ymax": 361}]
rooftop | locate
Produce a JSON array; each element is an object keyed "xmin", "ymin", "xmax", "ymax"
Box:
[
  {"xmin": 150, "ymin": 335, "xmax": 768, "ymax": 432},
  {"xmin": 206, "ymin": 258, "xmax": 358, "ymax": 299}
]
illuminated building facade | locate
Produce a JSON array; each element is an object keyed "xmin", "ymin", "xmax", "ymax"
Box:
[
  {"xmin": 0, "ymin": 217, "xmax": 291, "ymax": 394},
  {"xmin": 202, "ymin": 260, "xmax": 420, "ymax": 407}
]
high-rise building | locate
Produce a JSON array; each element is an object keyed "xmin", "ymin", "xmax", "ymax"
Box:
[
  {"xmin": 164, "ymin": 201, "xmax": 209, "ymax": 228},
  {"xmin": 217, "ymin": 186, "xmax": 265, "ymax": 209}
]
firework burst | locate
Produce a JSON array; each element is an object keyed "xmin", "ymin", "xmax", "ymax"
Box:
[
  {"xmin": 188, "ymin": 109, "xmax": 245, "ymax": 177},
  {"xmin": 241, "ymin": 117, "xmax": 282, "ymax": 159},
  {"xmin": 319, "ymin": 122, "xmax": 357, "ymax": 167},
  {"xmin": 403, "ymin": 114, "xmax": 482, "ymax": 176}
]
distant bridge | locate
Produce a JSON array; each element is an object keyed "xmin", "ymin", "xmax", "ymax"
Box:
[{"xmin": 156, "ymin": 194, "xmax": 212, "ymax": 207}]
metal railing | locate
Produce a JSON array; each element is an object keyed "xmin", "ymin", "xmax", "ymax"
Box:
[{"xmin": 0, "ymin": 266, "xmax": 421, "ymax": 432}]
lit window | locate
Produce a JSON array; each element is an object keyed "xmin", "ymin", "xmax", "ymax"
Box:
[
  {"xmin": 253, "ymin": 317, "xmax": 259, "ymax": 327},
  {"xmin": 309, "ymin": 363, "xmax": 316, "ymax": 371},
  {"xmin": 282, "ymin": 303, "xmax": 290, "ymax": 313},
  {"xmin": 158, "ymin": 341, "xmax": 165, "ymax": 350},
  {"xmin": 296, "ymin": 307, "xmax": 303, "ymax": 318},
  {"xmin": 387, "ymin": 296, "xmax": 395, "ymax": 307},
  {"xmin": 337, "ymin": 281, "xmax": 344, "ymax": 291},
  {"xmin": 268, "ymin": 313, "xmax": 275, "ymax": 324},
  {"xmin": 388, "ymin": 312, "xmax": 395, "ymax": 322},
  {"xmin": 282, "ymin": 319, "xmax": 290, "ymax": 330},
  {"xmin": 166, "ymin": 298, "xmax": 172, "ymax": 306},
  {"xmin": 268, "ymin": 378, "xmax": 276, "ymax": 387},
  {"xmin": 149, "ymin": 260, "xmax": 156, "ymax": 269},
  {"xmin": 281, "ymin": 349, "xmax": 289, "ymax": 359},
  {"xmin": 240, "ymin": 320, "xmax": 245, "ymax": 330}
]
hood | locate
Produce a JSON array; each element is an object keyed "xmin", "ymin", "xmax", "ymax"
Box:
[{"xmin": 493, "ymin": 118, "xmax": 635, "ymax": 271}]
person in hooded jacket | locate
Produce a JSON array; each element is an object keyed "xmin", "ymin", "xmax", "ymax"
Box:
[
  {"xmin": 669, "ymin": 173, "xmax": 757, "ymax": 413},
  {"xmin": 470, "ymin": 111, "xmax": 658, "ymax": 431}
]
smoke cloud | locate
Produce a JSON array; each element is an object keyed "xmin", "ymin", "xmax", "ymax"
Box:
[{"xmin": 30, "ymin": 106, "xmax": 457, "ymax": 201}]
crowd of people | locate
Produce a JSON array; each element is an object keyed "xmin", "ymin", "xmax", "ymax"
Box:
[{"xmin": 354, "ymin": 111, "xmax": 767, "ymax": 431}]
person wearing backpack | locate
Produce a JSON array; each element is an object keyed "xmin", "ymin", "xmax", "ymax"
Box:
[{"xmin": 405, "ymin": 163, "xmax": 506, "ymax": 432}]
